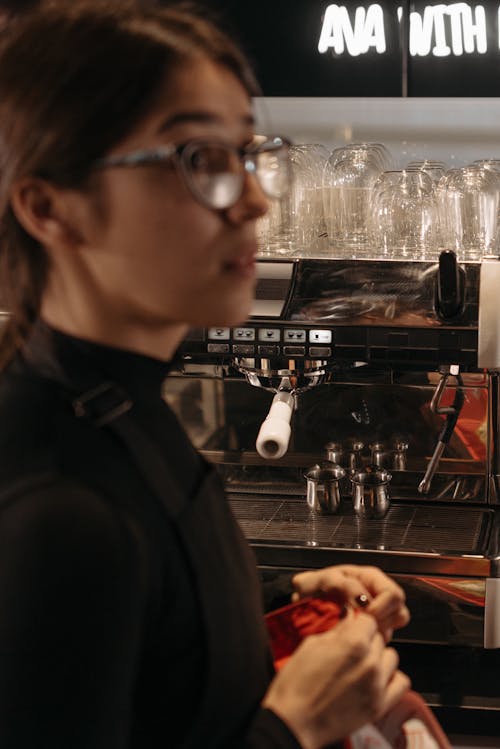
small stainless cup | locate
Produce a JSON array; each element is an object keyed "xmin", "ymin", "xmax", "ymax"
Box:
[
  {"xmin": 325, "ymin": 441, "xmax": 344, "ymax": 465},
  {"xmin": 304, "ymin": 461, "xmax": 345, "ymax": 515},
  {"xmin": 393, "ymin": 440, "xmax": 409, "ymax": 470},
  {"xmin": 351, "ymin": 466, "xmax": 392, "ymax": 519},
  {"xmin": 369, "ymin": 442, "xmax": 387, "ymax": 468},
  {"xmin": 346, "ymin": 441, "xmax": 364, "ymax": 470}
]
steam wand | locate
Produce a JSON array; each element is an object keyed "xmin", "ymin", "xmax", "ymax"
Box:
[{"xmin": 418, "ymin": 365, "xmax": 465, "ymax": 494}]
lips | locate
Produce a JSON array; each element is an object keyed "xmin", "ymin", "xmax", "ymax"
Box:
[{"xmin": 223, "ymin": 246, "xmax": 257, "ymax": 277}]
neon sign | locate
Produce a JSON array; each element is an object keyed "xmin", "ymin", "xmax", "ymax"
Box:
[{"xmin": 318, "ymin": 3, "xmax": 490, "ymax": 57}]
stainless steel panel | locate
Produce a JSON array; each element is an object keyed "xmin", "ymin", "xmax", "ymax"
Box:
[{"xmin": 478, "ymin": 258, "xmax": 500, "ymax": 370}]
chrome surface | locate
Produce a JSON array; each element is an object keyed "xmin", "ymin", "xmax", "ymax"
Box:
[
  {"xmin": 478, "ymin": 258, "xmax": 500, "ymax": 370},
  {"xmin": 229, "ymin": 496, "xmax": 493, "ymax": 575},
  {"xmin": 235, "ymin": 357, "xmax": 332, "ymax": 393},
  {"xmin": 304, "ymin": 461, "xmax": 345, "ymax": 514},
  {"xmin": 168, "ymin": 255, "xmax": 500, "ymax": 655},
  {"xmin": 287, "ymin": 258, "xmax": 479, "ymax": 328},
  {"xmin": 419, "ymin": 442, "xmax": 446, "ymax": 494},
  {"xmin": 430, "ymin": 366, "xmax": 461, "ymax": 415},
  {"xmin": 351, "ymin": 466, "xmax": 392, "ymax": 518}
]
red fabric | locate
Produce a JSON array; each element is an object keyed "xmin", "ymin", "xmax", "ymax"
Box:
[
  {"xmin": 265, "ymin": 596, "xmax": 344, "ymax": 666},
  {"xmin": 265, "ymin": 598, "xmax": 451, "ymax": 749}
]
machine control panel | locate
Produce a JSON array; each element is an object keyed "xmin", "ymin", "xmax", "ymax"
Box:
[
  {"xmin": 284, "ymin": 329, "xmax": 307, "ymax": 342},
  {"xmin": 233, "ymin": 327, "xmax": 255, "ymax": 340},
  {"xmin": 186, "ymin": 325, "xmax": 338, "ymax": 360},
  {"xmin": 179, "ymin": 260, "xmax": 480, "ymax": 370},
  {"xmin": 207, "ymin": 343, "xmax": 230, "ymax": 354},
  {"xmin": 208, "ymin": 327, "xmax": 230, "ymax": 340},
  {"xmin": 183, "ymin": 320, "xmax": 479, "ymax": 370},
  {"xmin": 258, "ymin": 328, "xmax": 281, "ymax": 342},
  {"xmin": 309, "ymin": 329, "xmax": 333, "ymax": 344}
]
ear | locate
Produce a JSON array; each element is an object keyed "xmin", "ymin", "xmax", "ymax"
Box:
[{"xmin": 9, "ymin": 177, "xmax": 85, "ymax": 249}]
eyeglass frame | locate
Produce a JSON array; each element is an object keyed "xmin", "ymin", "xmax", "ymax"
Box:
[{"xmin": 92, "ymin": 135, "xmax": 292, "ymax": 210}]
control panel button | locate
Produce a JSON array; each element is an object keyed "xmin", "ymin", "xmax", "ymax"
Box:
[
  {"xmin": 258, "ymin": 345, "xmax": 279, "ymax": 356},
  {"xmin": 233, "ymin": 327, "xmax": 255, "ymax": 340},
  {"xmin": 208, "ymin": 327, "xmax": 230, "ymax": 340},
  {"xmin": 258, "ymin": 328, "xmax": 281, "ymax": 342},
  {"xmin": 283, "ymin": 345, "xmax": 306, "ymax": 356},
  {"xmin": 207, "ymin": 343, "xmax": 230, "ymax": 354},
  {"xmin": 309, "ymin": 346, "xmax": 332, "ymax": 358},
  {"xmin": 232, "ymin": 344, "xmax": 255, "ymax": 356},
  {"xmin": 284, "ymin": 329, "xmax": 306, "ymax": 342},
  {"xmin": 309, "ymin": 329, "xmax": 332, "ymax": 344}
]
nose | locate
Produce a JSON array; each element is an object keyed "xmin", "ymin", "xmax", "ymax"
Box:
[{"xmin": 224, "ymin": 170, "xmax": 269, "ymax": 226}]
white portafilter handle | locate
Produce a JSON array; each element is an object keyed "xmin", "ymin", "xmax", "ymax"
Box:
[{"xmin": 256, "ymin": 391, "xmax": 294, "ymax": 460}]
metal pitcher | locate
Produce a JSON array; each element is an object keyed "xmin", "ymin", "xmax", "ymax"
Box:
[
  {"xmin": 304, "ymin": 461, "xmax": 345, "ymax": 515},
  {"xmin": 351, "ymin": 466, "xmax": 392, "ymax": 519}
]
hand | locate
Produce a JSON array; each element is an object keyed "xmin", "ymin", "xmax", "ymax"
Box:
[
  {"xmin": 263, "ymin": 611, "xmax": 411, "ymax": 749},
  {"xmin": 291, "ymin": 565, "xmax": 410, "ymax": 642}
]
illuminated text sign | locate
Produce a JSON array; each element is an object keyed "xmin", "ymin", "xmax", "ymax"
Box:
[{"xmin": 318, "ymin": 3, "xmax": 492, "ymax": 57}]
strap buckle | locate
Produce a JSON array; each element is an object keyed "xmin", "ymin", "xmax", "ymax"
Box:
[{"xmin": 72, "ymin": 381, "xmax": 133, "ymax": 427}]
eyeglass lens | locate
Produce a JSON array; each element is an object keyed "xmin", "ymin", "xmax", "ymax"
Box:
[
  {"xmin": 187, "ymin": 145, "xmax": 243, "ymax": 209},
  {"xmin": 184, "ymin": 142, "xmax": 289, "ymax": 209}
]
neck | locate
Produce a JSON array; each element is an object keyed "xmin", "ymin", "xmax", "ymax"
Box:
[{"xmin": 40, "ymin": 280, "xmax": 188, "ymax": 362}]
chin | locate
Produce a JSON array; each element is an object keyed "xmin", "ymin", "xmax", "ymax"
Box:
[{"xmin": 196, "ymin": 293, "xmax": 253, "ymax": 328}]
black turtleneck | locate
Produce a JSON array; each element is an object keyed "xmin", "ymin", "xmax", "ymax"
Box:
[{"xmin": 0, "ymin": 322, "xmax": 301, "ymax": 749}]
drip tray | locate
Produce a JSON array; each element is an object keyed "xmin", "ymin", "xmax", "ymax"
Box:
[{"xmin": 229, "ymin": 496, "xmax": 492, "ymax": 556}]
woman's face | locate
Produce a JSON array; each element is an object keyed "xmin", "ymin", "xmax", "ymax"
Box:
[{"xmin": 57, "ymin": 57, "xmax": 269, "ymax": 346}]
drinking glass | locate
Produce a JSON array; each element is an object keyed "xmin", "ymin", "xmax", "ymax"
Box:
[
  {"xmin": 323, "ymin": 143, "xmax": 390, "ymax": 256},
  {"xmin": 370, "ymin": 170, "xmax": 439, "ymax": 259},
  {"xmin": 330, "ymin": 142, "xmax": 392, "ymax": 172},
  {"xmin": 289, "ymin": 144, "xmax": 329, "ymax": 254},
  {"xmin": 472, "ymin": 159, "xmax": 500, "ymax": 173},
  {"xmin": 437, "ymin": 165, "xmax": 500, "ymax": 260},
  {"xmin": 256, "ymin": 196, "xmax": 295, "ymax": 256},
  {"xmin": 257, "ymin": 143, "xmax": 329, "ymax": 257},
  {"xmin": 406, "ymin": 160, "xmax": 447, "ymax": 183}
]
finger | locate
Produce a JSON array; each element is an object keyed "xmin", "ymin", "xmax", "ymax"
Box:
[
  {"xmin": 292, "ymin": 569, "xmax": 372, "ymax": 606},
  {"xmin": 376, "ymin": 670, "xmax": 412, "ymax": 720},
  {"xmin": 382, "ymin": 628, "xmax": 394, "ymax": 644},
  {"xmin": 378, "ymin": 645, "xmax": 400, "ymax": 685},
  {"xmin": 375, "ymin": 606, "xmax": 411, "ymax": 637},
  {"xmin": 335, "ymin": 610, "xmax": 380, "ymax": 641},
  {"xmin": 339, "ymin": 566, "xmax": 406, "ymax": 603},
  {"xmin": 317, "ymin": 608, "xmax": 379, "ymax": 649},
  {"xmin": 375, "ymin": 678, "xmax": 415, "ymax": 737},
  {"xmin": 365, "ymin": 590, "xmax": 408, "ymax": 624}
]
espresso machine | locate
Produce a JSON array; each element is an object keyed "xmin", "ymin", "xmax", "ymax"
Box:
[{"xmin": 165, "ymin": 252, "xmax": 500, "ymax": 726}]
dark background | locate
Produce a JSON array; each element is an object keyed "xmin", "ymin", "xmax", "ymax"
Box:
[{"xmin": 199, "ymin": 0, "xmax": 500, "ymax": 96}]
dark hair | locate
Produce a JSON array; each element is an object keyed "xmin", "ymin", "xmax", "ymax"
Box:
[
  {"xmin": 0, "ymin": 0, "xmax": 40, "ymax": 13},
  {"xmin": 0, "ymin": 0, "xmax": 259, "ymax": 365}
]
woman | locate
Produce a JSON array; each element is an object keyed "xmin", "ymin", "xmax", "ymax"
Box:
[{"xmin": 0, "ymin": 2, "xmax": 410, "ymax": 747}]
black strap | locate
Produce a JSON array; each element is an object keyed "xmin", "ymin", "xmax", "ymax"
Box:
[{"xmin": 71, "ymin": 380, "xmax": 187, "ymax": 519}]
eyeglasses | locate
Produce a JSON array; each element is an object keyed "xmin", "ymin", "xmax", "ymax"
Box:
[{"xmin": 93, "ymin": 135, "xmax": 292, "ymax": 210}]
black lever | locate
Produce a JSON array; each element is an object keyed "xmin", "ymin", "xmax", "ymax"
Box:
[{"xmin": 436, "ymin": 249, "xmax": 465, "ymax": 319}]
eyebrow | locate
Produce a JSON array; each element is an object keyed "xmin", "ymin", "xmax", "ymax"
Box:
[{"xmin": 157, "ymin": 110, "xmax": 255, "ymax": 133}]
